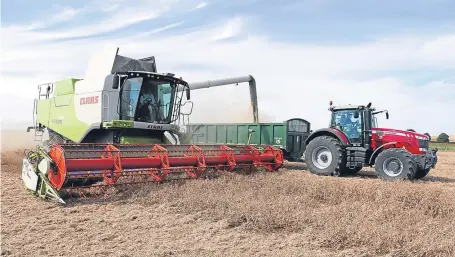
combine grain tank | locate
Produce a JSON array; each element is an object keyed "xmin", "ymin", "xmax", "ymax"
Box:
[{"xmin": 186, "ymin": 118, "xmax": 311, "ymax": 161}]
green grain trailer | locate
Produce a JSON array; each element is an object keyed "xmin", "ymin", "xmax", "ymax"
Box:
[{"xmin": 186, "ymin": 118, "xmax": 311, "ymax": 161}]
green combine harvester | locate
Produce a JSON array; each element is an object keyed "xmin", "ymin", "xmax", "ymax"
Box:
[{"xmin": 22, "ymin": 47, "xmax": 284, "ymax": 204}]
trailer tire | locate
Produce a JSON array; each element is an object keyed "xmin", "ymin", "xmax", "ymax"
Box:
[
  {"xmin": 304, "ymin": 136, "xmax": 345, "ymax": 176},
  {"xmin": 374, "ymin": 148, "xmax": 416, "ymax": 180},
  {"xmin": 413, "ymin": 167, "xmax": 430, "ymax": 179}
]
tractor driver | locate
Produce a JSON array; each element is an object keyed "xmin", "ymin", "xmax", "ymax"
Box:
[{"xmin": 339, "ymin": 112, "xmax": 361, "ymax": 139}]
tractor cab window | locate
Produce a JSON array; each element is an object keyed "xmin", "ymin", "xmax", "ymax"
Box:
[
  {"xmin": 331, "ymin": 110, "xmax": 362, "ymax": 142},
  {"xmin": 372, "ymin": 116, "xmax": 378, "ymax": 128},
  {"xmin": 120, "ymin": 77, "xmax": 175, "ymax": 123}
]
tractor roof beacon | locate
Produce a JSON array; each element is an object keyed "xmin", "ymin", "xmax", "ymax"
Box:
[{"xmin": 303, "ymin": 101, "xmax": 438, "ymax": 180}]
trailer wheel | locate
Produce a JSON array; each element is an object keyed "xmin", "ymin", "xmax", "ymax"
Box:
[
  {"xmin": 304, "ymin": 136, "xmax": 344, "ymax": 176},
  {"xmin": 413, "ymin": 167, "xmax": 430, "ymax": 179},
  {"xmin": 374, "ymin": 148, "xmax": 416, "ymax": 180}
]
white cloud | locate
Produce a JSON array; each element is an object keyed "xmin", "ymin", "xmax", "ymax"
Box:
[
  {"xmin": 195, "ymin": 2, "xmax": 208, "ymax": 9},
  {"xmin": 136, "ymin": 21, "xmax": 186, "ymax": 38},
  {"xmin": 1, "ymin": 10, "xmax": 455, "ymax": 135},
  {"xmin": 212, "ymin": 17, "xmax": 245, "ymax": 40},
  {"xmin": 2, "ymin": 0, "xmax": 180, "ymax": 43},
  {"xmin": 27, "ymin": 6, "xmax": 82, "ymax": 30}
]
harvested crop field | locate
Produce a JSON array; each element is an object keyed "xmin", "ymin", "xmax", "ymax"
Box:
[{"xmin": 1, "ymin": 139, "xmax": 455, "ymax": 256}]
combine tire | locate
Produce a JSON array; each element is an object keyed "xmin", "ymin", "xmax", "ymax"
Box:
[
  {"xmin": 304, "ymin": 136, "xmax": 345, "ymax": 176},
  {"xmin": 374, "ymin": 148, "xmax": 416, "ymax": 180},
  {"xmin": 413, "ymin": 167, "xmax": 430, "ymax": 179}
]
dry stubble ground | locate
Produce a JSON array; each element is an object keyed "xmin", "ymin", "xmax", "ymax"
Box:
[{"xmin": 1, "ymin": 132, "xmax": 455, "ymax": 257}]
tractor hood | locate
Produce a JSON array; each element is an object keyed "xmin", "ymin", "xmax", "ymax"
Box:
[
  {"xmin": 372, "ymin": 127, "xmax": 430, "ymax": 152},
  {"xmin": 372, "ymin": 128, "xmax": 429, "ymax": 140}
]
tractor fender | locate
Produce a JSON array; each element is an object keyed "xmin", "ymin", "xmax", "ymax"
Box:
[
  {"xmin": 369, "ymin": 142, "xmax": 398, "ymax": 165},
  {"xmin": 368, "ymin": 141, "xmax": 420, "ymax": 165},
  {"xmin": 305, "ymin": 128, "xmax": 350, "ymax": 146}
]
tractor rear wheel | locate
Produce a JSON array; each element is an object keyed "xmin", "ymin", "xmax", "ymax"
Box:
[
  {"xmin": 304, "ymin": 136, "xmax": 345, "ymax": 176},
  {"xmin": 374, "ymin": 148, "xmax": 416, "ymax": 180},
  {"xmin": 413, "ymin": 167, "xmax": 430, "ymax": 179}
]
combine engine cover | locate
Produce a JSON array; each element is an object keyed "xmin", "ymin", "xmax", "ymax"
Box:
[{"xmin": 23, "ymin": 47, "xmax": 284, "ymax": 204}]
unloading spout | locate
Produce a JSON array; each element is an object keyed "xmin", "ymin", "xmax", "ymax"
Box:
[{"xmin": 186, "ymin": 75, "xmax": 259, "ymax": 123}]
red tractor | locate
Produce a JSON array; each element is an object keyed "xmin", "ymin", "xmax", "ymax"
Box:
[{"xmin": 303, "ymin": 102, "xmax": 438, "ymax": 180}]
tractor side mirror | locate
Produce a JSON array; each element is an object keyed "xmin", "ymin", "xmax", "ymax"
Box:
[
  {"xmin": 186, "ymin": 87, "xmax": 191, "ymax": 100},
  {"xmin": 354, "ymin": 111, "xmax": 359, "ymax": 119},
  {"xmin": 386, "ymin": 112, "xmax": 389, "ymax": 119}
]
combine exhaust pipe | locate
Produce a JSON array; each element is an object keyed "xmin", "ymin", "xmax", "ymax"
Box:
[{"xmin": 186, "ymin": 75, "xmax": 259, "ymax": 123}]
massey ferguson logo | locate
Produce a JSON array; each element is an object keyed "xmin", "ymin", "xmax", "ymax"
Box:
[{"xmin": 80, "ymin": 96, "xmax": 99, "ymax": 105}]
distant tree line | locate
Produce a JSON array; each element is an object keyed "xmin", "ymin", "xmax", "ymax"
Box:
[{"xmin": 437, "ymin": 133, "xmax": 450, "ymax": 143}]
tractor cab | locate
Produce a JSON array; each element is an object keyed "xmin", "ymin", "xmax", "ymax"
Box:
[{"xmin": 328, "ymin": 101, "xmax": 388, "ymax": 148}]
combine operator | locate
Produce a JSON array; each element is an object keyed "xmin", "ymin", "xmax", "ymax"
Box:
[{"xmin": 137, "ymin": 85, "xmax": 164, "ymax": 123}]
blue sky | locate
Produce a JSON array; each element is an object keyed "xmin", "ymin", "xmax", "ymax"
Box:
[
  {"xmin": 1, "ymin": 0, "xmax": 455, "ymax": 134},
  {"xmin": 3, "ymin": 0, "xmax": 454, "ymax": 42}
]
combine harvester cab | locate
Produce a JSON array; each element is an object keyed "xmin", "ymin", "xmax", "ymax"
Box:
[
  {"xmin": 303, "ymin": 101, "xmax": 438, "ymax": 180},
  {"xmin": 23, "ymin": 47, "xmax": 283, "ymax": 204}
]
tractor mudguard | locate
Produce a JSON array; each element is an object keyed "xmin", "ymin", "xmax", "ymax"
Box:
[
  {"xmin": 305, "ymin": 128, "xmax": 350, "ymax": 146},
  {"xmin": 368, "ymin": 141, "xmax": 421, "ymax": 165},
  {"xmin": 368, "ymin": 142, "xmax": 398, "ymax": 165}
]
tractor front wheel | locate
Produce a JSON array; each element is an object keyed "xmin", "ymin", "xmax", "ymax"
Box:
[
  {"xmin": 304, "ymin": 136, "xmax": 345, "ymax": 176},
  {"xmin": 374, "ymin": 148, "xmax": 416, "ymax": 180}
]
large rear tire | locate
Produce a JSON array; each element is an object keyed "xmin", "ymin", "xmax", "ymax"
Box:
[
  {"xmin": 413, "ymin": 167, "xmax": 430, "ymax": 179},
  {"xmin": 304, "ymin": 136, "xmax": 345, "ymax": 176},
  {"xmin": 374, "ymin": 148, "xmax": 416, "ymax": 180}
]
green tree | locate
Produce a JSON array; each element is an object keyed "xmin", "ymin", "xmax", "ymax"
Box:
[{"xmin": 437, "ymin": 133, "xmax": 450, "ymax": 143}]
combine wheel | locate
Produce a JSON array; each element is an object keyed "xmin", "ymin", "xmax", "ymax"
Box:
[
  {"xmin": 304, "ymin": 136, "xmax": 345, "ymax": 176},
  {"xmin": 374, "ymin": 148, "xmax": 416, "ymax": 180},
  {"xmin": 413, "ymin": 167, "xmax": 430, "ymax": 179}
]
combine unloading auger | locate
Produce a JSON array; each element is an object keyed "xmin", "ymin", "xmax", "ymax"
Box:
[{"xmin": 22, "ymin": 46, "xmax": 284, "ymax": 204}]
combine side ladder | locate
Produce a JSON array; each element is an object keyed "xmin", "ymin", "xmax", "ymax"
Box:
[{"xmin": 26, "ymin": 83, "xmax": 53, "ymax": 142}]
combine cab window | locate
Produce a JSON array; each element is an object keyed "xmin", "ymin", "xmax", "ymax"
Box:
[
  {"xmin": 158, "ymin": 84, "xmax": 172, "ymax": 119},
  {"xmin": 120, "ymin": 77, "xmax": 142, "ymax": 120},
  {"xmin": 120, "ymin": 77, "xmax": 175, "ymax": 123}
]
